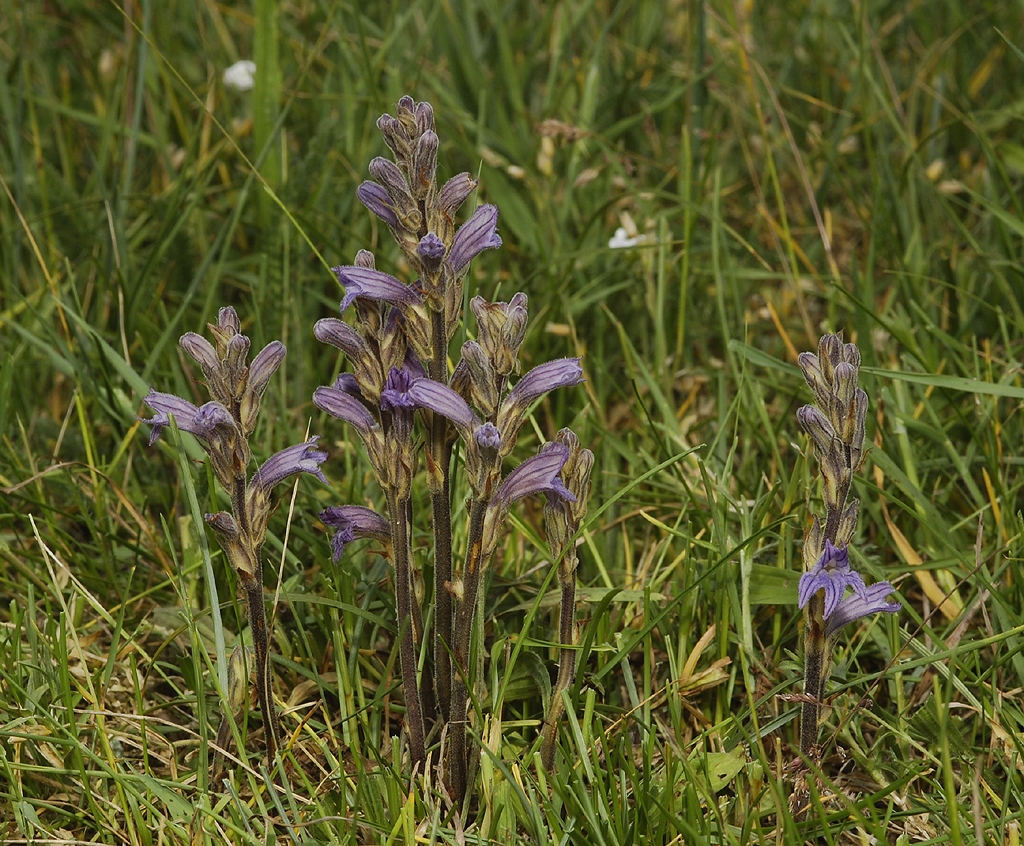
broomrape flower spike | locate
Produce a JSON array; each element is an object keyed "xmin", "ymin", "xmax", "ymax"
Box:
[
  {"xmin": 314, "ymin": 96, "xmax": 589, "ymax": 802},
  {"xmin": 795, "ymin": 333, "xmax": 899, "ymax": 759},
  {"xmin": 141, "ymin": 306, "xmax": 327, "ymax": 783}
]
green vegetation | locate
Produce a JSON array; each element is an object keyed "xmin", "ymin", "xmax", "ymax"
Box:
[{"xmin": 2, "ymin": 0, "xmax": 1023, "ymax": 843}]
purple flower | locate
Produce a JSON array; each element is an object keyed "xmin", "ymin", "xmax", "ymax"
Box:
[
  {"xmin": 824, "ymin": 582, "xmax": 901, "ymax": 637},
  {"xmin": 417, "ymin": 232, "xmax": 446, "ymax": 264},
  {"xmin": 380, "ymin": 367, "xmax": 416, "ymax": 412},
  {"xmin": 506, "ymin": 358, "xmax": 584, "ymax": 408},
  {"xmin": 406, "ymin": 377, "xmax": 480, "ymax": 436},
  {"xmin": 248, "ymin": 341, "xmax": 287, "ymax": 399},
  {"xmin": 356, "ymin": 182, "xmax": 399, "ymax": 228},
  {"xmin": 496, "ymin": 358, "xmax": 585, "ymax": 451},
  {"xmin": 798, "ymin": 540, "xmax": 864, "ymax": 618},
  {"xmin": 314, "ymin": 385, "xmax": 379, "ymax": 436},
  {"xmin": 799, "ymin": 539, "xmax": 899, "ymax": 637},
  {"xmin": 141, "ymin": 390, "xmax": 234, "ymax": 446},
  {"xmin": 179, "ymin": 332, "xmax": 220, "ymax": 374},
  {"xmin": 368, "ymin": 157, "xmax": 411, "ymax": 201},
  {"xmin": 314, "ymin": 318, "xmax": 363, "ymax": 355},
  {"xmin": 474, "ymin": 422, "xmax": 501, "ymax": 452},
  {"xmin": 320, "ymin": 505, "xmax": 391, "ymax": 562},
  {"xmin": 493, "ymin": 445, "xmax": 575, "ymax": 511},
  {"xmin": 249, "ymin": 437, "xmax": 329, "ymax": 493},
  {"xmin": 332, "ymin": 266, "xmax": 424, "ymax": 314},
  {"xmin": 438, "ymin": 173, "xmax": 477, "ymax": 215},
  {"xmin": 449, "ymin": 204, "xmax": 502, "ymax": 273}
]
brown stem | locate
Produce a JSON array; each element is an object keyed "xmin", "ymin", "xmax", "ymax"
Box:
[
  {"xmin": 428, "ymin": 306, "xmax": 454, "ymax": 723},
  {"xmin": 431, "ymin": 443, "xmax": 454, "ymax": 722},
  {"xmin": 800, "ymin": 592, "xmax": 828, "ymax": 757},
  {"xmin": 389, "ymin": 492, "xmax": 426, "ymax": 766},
  {"xmin": 243, "ymin": 575, "xmax": 282, "ymax": 763},
  {"xmin": 541, "ymin": 571, "xmax": 577, "ymax": 769},
  {"xmin": 449, "ymin": 496, "xmax": 488, "ymax": 802}
]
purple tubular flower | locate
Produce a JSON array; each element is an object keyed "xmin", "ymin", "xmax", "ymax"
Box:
[
  {"xmin": 314, "ymin": 385, "xmax": 379, "ymax": 435},
  {"xmin": 798, "ymin": 539, "xmax": 865, "ymax": 619},
  {"xmin": 368, "ymin": 157, "xmax": 411, "ymax": 200},
  {"xmin": 437, "ymin": 173, "xmax": 477, "ymax": 215},
  {"xmin": 825, "ymin": 582, "xmax": 901, "ymax": 637},
  {"xmin": 799, "ymin": 539, "xmax": 900, "ymax": 635},
  {"xmin": 493, "ymin": 444, "xmax": 575, "ymax": 510},
  {"xmin": 380, "ymin": 367, "xmax": 416, "ymax": 412},
  {"xmin": 406, "ymin": 378, "xmax": 480, "ymax": 435},
  {"xmin": 320, "ymin": 504, "xmax": 391, "ymax": 562},
  {"xmin": 141, "ymin": 390, "xmax": 234, "ymax": 446},
  {"xmin": 332, "ymin": 266, "xmax": 424, "ymax": 314},
  {"xmin": 449, "ymin": 204, "xmax": 502, "ymax": 273},
  {"xmin": 356, "ymin": 182, "xmax": 399, "ymax": 228},
  {"xmin": 507, "ymin": 358, "xmax": 585, "ymax": 408},
  {"xmin": 474, "ymin": 422, "xmax": 501, "ymax": 451},
  {"xmin": 314, "ymin": 318, "xmax": 371, "ymax": 358},
  {"xmin": 417, "ymin": 232, "xmax": 446, "ymax": 263},
  {"xmin": 179, "ymin": 332, "xmax": 220, "ymax": 373},
  {"xmin": 248, "ymin": 341, "xmax": 286, "ymax": 399},
  {"xmin": 249, "ymin": 437, "xmax": 329, "ymax": 493}
]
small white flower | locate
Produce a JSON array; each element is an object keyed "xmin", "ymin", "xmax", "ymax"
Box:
[
  {"xmin": 223, "ymin": 60, "xmax": 257, "ymax": 92},
  {"xmin": 608, "ymin": 227, "xmax": 638, "ymax": 249},
  {"xmin": 609, "ymin": 227, "xmax": 657, "ymax": 250}
]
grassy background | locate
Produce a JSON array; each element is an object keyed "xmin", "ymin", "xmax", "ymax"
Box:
[{"xmin": 2, "ymin": 0, "xmax": 1024, "ymax": 842}]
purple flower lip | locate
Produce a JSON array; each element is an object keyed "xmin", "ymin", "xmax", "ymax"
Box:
[
  {"xmin": 798, "ymin": 539, "xmax": 899, "ymax": 636},
  {"xmin": 823, "ymin": 582, "xmax": 900, "ymax": 637}
]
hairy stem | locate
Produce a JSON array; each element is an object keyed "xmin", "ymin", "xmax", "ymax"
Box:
[
  {"xmin": 428, "ymin": 306, "xmax": 454, "ymax": 723},
  {"xmin": 389, "ymin": 491, "xmax": 426, "ymax": 767},
  {"xmin": 800, "ymin": 592, "xmax": 828, "ymax": 756},
  {"xmin": 541, "ymin": 570, "xmax": 577, "ymax": 769},
  {"xmin": 242, "ymin": 575, "xmax": 281, "ymax": 762},
  {"xmin": 449, "ymin": 496, "xmax": 488, "ymax": 802}
]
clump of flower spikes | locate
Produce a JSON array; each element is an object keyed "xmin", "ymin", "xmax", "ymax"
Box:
[
  {"xmin": 142, "ymin": 307, "xmax": 328, "ymax": 778},
  {"xmin": 795, "ymin": 333, "xmax": 899, "ymax": 757},
  {"xmin": 313, "ymin": 95, "xmax": 589, "ymax": 801}
]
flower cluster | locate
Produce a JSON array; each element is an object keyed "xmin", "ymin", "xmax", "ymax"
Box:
[
  {"xmin": 142, "ymin": 307, "xmax": 327, "ymax": 776},
  {"xmin": 795, "ymin": 333, "xmax": 899, "ymax": 756},
  {"xmin": 314, "ymin": 96, "xmax": 588, "ymax": 799}
]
